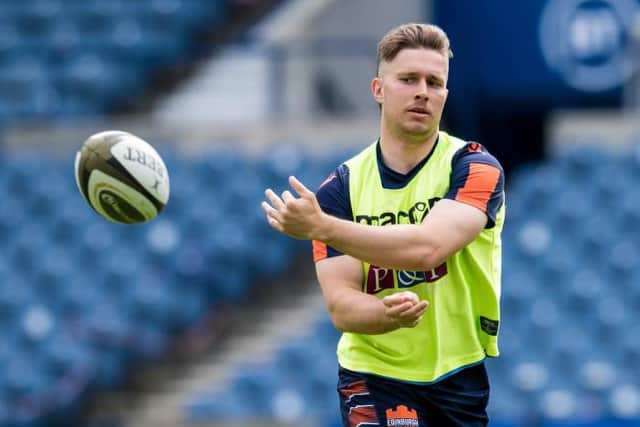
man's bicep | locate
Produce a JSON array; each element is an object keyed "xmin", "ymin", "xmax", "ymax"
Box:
[{"xmin": 421, "ymin": 199, "xmax": 487, "ymax": 262}]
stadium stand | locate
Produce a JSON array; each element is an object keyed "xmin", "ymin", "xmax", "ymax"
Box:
[
  {"xmin": 0, "ymin": 0, "xmax": 231, "ymax": 123},
  {"xmin": 180, "ymin": 145, "xmax": 640, "ymax": 427},
  {"xmin": 0, "ymin": 144, "xmax": 345, "ymax": 426}
]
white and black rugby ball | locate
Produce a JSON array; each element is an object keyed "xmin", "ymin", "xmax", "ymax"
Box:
[{"xmin": 74, "ymin": 130, "xmax": 170, "ymax": 224}]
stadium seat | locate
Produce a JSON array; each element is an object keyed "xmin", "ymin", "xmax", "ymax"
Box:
[
  {"xmin": 4, "ymin": 352, "xmax": 52, "ymax": 397},
  {"xmin": 0, "ymin": 277, "xmax": 36, "ymax": 328},
  {"xmin": 16, "ymin": 0, "xmax": 61, "ymax": 37},
  {"xmin": 128, "ymin": 279, "xmax": 176, "ymax": 330},
  {"xmin": 185, "ymin": 389, "xmax": 247, "ymax": 422},
  {"xmin": 57, "ymin": 277, "xmax": 102, "ymax": 318},
  {"xmin": 137, "ymin": 0, "xmax": 228, "ymax": 32}
]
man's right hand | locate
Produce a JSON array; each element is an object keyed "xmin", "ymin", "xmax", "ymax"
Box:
[{"xmin": 382, "ymin": 291, "xmax": 429, "ymax": 329}]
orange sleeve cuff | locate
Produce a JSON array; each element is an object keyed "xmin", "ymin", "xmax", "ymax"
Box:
[
  {"xmin": 455, "ymin": 163, "xmax": 501, "ymax": 212},
  {"xmin": 312, "ymin": 240, "xmax": 328, "ymax": 262}
]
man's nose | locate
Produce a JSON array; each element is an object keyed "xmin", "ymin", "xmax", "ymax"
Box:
[{"xmin": 415, "ymin": 80, "xmax": 429, "ymax": 99}]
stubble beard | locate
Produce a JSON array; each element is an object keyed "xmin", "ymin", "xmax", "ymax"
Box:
[
  {"xmin": 381, "ymin": 108, "xmax": 438, "ymax": 145},
  {"xmin": 395, "ymin": 118, "xmax": 436, "ymax": 145}
]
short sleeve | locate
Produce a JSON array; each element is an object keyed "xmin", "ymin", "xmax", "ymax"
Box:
[
  {"xmin": 445, "ymin": 143, "xmax": 504, "ymax": 228},
  {"xmin": 313, "ymin": 164, "xmax": 352, "ymax": 262}
]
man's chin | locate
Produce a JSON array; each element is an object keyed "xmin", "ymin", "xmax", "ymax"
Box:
[
  {"xmin": 386, "ymin": 118, "xmax": 437, "ymax": 142},
  {"xmin": 401, "ymin": 124, "xmax": 434, "ymax": 139}
]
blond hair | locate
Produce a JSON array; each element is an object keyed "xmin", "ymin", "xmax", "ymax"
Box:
[{"xmin": 376, "ymin": 23, "xmax": 453, "ymax": 75}]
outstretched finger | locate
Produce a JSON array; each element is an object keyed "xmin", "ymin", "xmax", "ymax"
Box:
[
  {"xmin": 281, "ymin": 190, "xmax": 296, "ymax": 204},
  {"xmin": 265, "ymin": 189, "xmax": 285, "ymax": 210},
  {"xmin": 266, "ymin": 214, "xmax": 284, "ymax": 232},
  {"xmin": 289, "ymin": 176, "xmax": 313, "ymax": 198},
  {"xmin": 261, "ymin": 201, "xmax": 280, "ymax": 219}
]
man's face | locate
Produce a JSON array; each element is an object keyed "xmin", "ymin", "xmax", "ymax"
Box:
[{"xmin": 372, "ymin": 48, "xmax": 449, "ymax": 141}]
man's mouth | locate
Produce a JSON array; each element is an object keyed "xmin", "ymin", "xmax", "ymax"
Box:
[{"xmin": 407, "ymin": 107, "xmax": 429, "ymax": 115}]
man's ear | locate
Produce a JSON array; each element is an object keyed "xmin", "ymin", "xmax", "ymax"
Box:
[{"xmin": 371, "ymin": 77, "xmax": 383, "ymax": 104}]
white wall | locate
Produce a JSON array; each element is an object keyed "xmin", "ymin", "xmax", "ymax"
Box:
[
  {"xmin": 147, "ymin": 0, "xmax": 432, "ymax": 150},
  {"xmin": 264, "ymin": 0, "xmax": 429, "ymax": 121}
]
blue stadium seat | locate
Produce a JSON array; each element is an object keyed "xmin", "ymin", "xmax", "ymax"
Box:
[
  {"xmin": 9, "ymin": 224, "xmax": 52, "ymax": 275},
  {"xmin": 129, "ymin": 280, "xmax": 176, "ymax": 329},
  {"xmin": 58, "ymin": 53, "xmax": 142, "ymax": 109},
  {"xmin": 90, "ymin": 351, "xmax": 128, "ymax": 390},
  {"xmin": 0, "ymin": 277, "xmax": 36, "ymax": 327},
  {"xmin": 138, "ymin": 0, "xmax": 228, "ymax": 31},
  {"xmin": 185, "ymin": 389, "xmax": 247, "ymax": 421},
  {"xmin": 578, "ymin": 360, "xmax": 617, "ymax": 395},
  {"xmin": 16, "ymin": 0, "xmax": 61, "ymax": 37},
  {"xmin": 229, "ymin": 367, "xmax": 282, "ymax": 416},
  {"xmin": 553, "ymin": 146, "xmax": 608, "ymax": 178},
  {"xmin": 569, "ymin": 420, "xmax": 640, "ymax": 427},
  {"xmin": 248, "ymin": 237, "xmax": 292, "ymax": 278},
  {"xmin": 44, "ymin": 332, "xmax": 95, "ymax": 376},
  {"xmin": 0, "ymin": 23, "xmax": 22, "ymax": 65},
  {"xmin": 34, "ymin": 247, "xmax": 73, "ymax": 300},
  {"xmin": 605, "ymin": 240, "xmax": 639, "ymax": 278},
  {"xmin": 204, "ymin": 262, "xmax": 250, "ymax": 302},
  {"xmin": 257, "ymin": 145, "xmax": 307, "ymax": 186},
  {"xmin": 70, "ymin": 0, "xmax": 130, "ymax": 29},
  {"xmin": 548, "ymin": 326, "xmax": 592, "ymax": 372},
  {"xmin": 195, "ymin": 149, "xmax": 244, "ymax": 184},
  {"xmin": 4, "ymin": 352, "xmax": 53, "ymax": 397},
  {"xmin": 172, "ymin": 243, "xmax": 207, "ymax": 285},
  {"xmin": 0, "ymin": 56, "xmax": 50, "ymax": 119},
  {"xmin": 165, "ymin": 285, "xmax": 207, "ymax": 329},
  {"xmin": 57, "ymin": 277, "xmax": 102, "ymax": 318},
  {"xmin": 48, "ymin": 19, "xmax": 83, "ymax": 60},
  {"xmin": 561, "ymin": 268, "xmax": 604, "ymax": 318}
]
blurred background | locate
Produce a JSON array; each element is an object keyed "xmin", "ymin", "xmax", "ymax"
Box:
[{"xmin": 0, "ymin": 0, "xmax": 639, "ymax": 426}]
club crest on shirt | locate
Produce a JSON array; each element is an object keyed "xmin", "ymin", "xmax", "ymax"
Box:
[{"xmin": 386, "ymin": 405, "xmax": 419, "ymax": 427}]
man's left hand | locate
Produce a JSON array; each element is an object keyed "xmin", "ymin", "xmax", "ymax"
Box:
[{"xmin": 261, "ymin": 176, "xmax": 329, "ymax": 240}]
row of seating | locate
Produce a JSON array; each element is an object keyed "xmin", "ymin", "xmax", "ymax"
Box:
[
  {"xmin": 0, "ymin": 0, "xmax": 229, "ymax": 123},
  {"xmin": 0, "ymin": 0, "xmax": 224, "ymax": 29}
]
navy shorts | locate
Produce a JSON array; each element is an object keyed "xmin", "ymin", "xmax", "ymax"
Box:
[{"xmin": 337, "ymin": 362, "xmax": 490, "ymax": 427}]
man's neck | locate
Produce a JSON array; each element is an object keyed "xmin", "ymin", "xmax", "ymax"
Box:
[{"xmin": 378, "ymin": 128, "xmax": 439, "ymax": 175}]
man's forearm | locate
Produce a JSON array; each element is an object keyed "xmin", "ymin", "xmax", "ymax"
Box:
[
  {"xmin": 320, "ymin": 215, "xmax": 437, "ymax": 271},
  {"xmin": 327, "ymin": 288, "xmax": 399, "ymax": 334}
]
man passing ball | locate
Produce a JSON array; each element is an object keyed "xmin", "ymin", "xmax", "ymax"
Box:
[{"xmin": 262, "ymin": 23, "xmax": 505, "ymax": 427}]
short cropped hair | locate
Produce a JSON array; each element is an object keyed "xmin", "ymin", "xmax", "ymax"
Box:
[{"xmin": 376, "ymin": 23, "xmax": 453, "ymax": 75}]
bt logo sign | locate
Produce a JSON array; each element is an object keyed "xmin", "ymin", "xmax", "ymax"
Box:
[{"xmin": 539, "ymin": 0, "xmax": 639, "ymax": 91}]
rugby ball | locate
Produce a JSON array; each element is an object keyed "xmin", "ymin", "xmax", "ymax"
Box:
[{"xmin": 74, "ymin": 130, "xmax": 170, "ymax": 224}]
